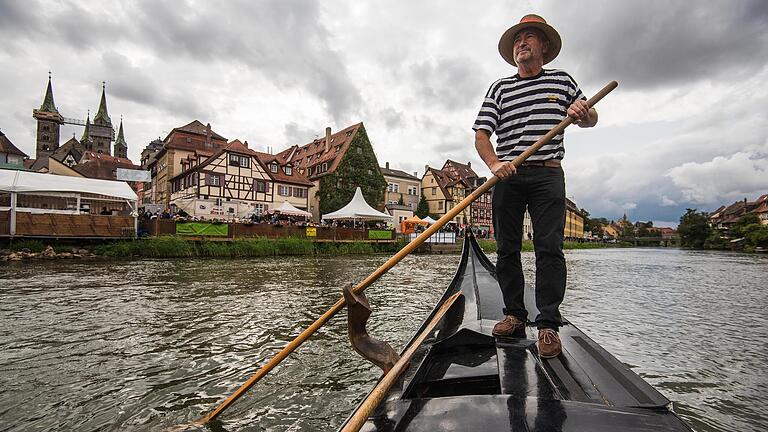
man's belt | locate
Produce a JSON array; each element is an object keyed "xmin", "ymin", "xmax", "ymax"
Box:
[{"xmin": 520, "ymin": 159, "xmax": 561, "ymax": 168}]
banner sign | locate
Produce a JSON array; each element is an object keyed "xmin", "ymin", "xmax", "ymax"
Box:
[
  {"xmin": 306, "ymin": 227, "xmax": 317, "ymax": 237},
  {"xmin": 176, "ymin": 222, "xmax": 229, "ymax": 236},
  {"xmin": 116, "ymin": 168, "xmax": 151, "ymax": 182},
  {"xmin": 368, "ymin": 229, "xmax": 393, "ymax": 240}
]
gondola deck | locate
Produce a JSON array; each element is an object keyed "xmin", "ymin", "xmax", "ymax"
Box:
[{"xmin": 341, "ymin": 235, "xmax": 693, "ymax": 431}]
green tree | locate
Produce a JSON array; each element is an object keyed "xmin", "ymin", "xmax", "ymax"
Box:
[
  {"xmin": 744, "ymin": 224, "xmax": 768, "ymax": 248},
  {"xmin": 678, "ymin": 208, "xmax": 711, "ymax": 249},
  {"xmin": 416, "ymin": 194, "xmax": 430, "ymax": 218},
  {"xmin": 732, "ymin": 213, "xmax": 761, "ymax": 237},
  {"xmin": 397, "ymin": 195, "xmax": 405, "ymax": 206},
  {"xmin": 703, "ymin": 230, "xmax": 729, "ymax": 249}
]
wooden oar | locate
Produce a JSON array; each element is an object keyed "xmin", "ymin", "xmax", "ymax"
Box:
[
  {"xmin": 197, "ymin": 80, "xmax": 619, "ymax": 424},
  {"xmin": 341, "ymin": 292, "xmax": 463, "ymax": 432}
]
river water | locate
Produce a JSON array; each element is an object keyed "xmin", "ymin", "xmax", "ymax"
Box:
[{"xmin": 0, "ymin": 248, "xmax": 766, "ymax": 431}]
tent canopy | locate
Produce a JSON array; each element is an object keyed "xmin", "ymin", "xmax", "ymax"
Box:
[
  {"xmin": 322, "ymin": 187, "xmax": 392, "ymax": 221},
  {"xmin": 403, "ymin": 215, "xmax": 428, "ymax": 225},
  {"xmin": 269, "ymin": 201, "xmax": 312, "ymax": 218},
  {"xmin": 0, "ymin": 169, "xmax": 138, "ymax": 201},
  {"xmin": 422, "ymin": 216, "xmax": 438, "ymax": 224}
]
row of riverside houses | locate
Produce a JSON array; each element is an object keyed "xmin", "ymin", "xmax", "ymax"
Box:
[
  {"xmin": 137, "ymin": 119, "xmax": 590, "ymax": 236},
  {"xmin": 709, "ymin": 194, "xmax": 768, "ymax": 232}
]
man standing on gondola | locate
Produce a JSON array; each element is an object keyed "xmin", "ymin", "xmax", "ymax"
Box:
[{"xmin": 473, "ymin": 15, "xmax": 598, "ymax": 358}]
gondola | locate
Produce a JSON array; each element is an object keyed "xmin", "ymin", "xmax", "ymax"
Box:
[{"xmin": 339, "ymin": 234, "xmax": 694, "ymax": 431}]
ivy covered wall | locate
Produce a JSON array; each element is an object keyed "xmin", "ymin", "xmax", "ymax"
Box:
[{"xmin": 317, "ymin": 125, "xmax": 387, "ymax": 215}]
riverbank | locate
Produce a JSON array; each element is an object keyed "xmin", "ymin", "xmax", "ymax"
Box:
[
  {"xmin": 1, "ymin": 237, "xmax": 408, "ymax": 260},
  {"xmin": 476, "ymin": 239, "xmax": 631, "ymax": 253},
  {"xmin": 2, "ymin": 236, "xmax": 635, "ymax": 261}
]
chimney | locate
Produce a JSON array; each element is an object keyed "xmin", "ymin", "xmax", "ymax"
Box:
[
  {"xmin": 413, "ymin": 171, "xmax": 418, "ymax": 177},
  {"xmin": 467, "ymin": 161, "xmax": 471, "ymax": 167},
  {"xmin": 205, "ymin": 123, "xmax": 212, "ymax": 148},
  {"xmin": 243, "ymin": 140, "xmax": 249, "ymax": 148},
  {"xmin": 325, "ymin": 127, "xmax": 331, "ymax": 153},
  {"xmin": 425, "ymin": 165, "xmax": 430, "ymax": 174},
  {"xmin": 385, "ymin": 162, "xmax": 390, "ymax": 169}
]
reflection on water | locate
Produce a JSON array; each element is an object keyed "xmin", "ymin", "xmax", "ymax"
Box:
[{"xmin": 0, "ymin": 248, "xmax": 766, "ymax": 431}]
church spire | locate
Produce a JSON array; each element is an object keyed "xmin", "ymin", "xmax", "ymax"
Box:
[
  {"xmin": 114, "ymin": 116, "xmax": 128, "ymax": 159},
  {"xmin": 93, "ymin": 81, "xmax": 112, "ymax": 125},
  {"xmin": 39, "ymin": 71, "xmax": 60, "ymax": 114},
  {"xmin": 81, "ymin": 112, "xmax": 92, "ymax": 144}
]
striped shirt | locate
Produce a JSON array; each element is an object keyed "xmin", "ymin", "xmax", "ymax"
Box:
[{"xmin": 473, "ymin": 69, "xmax": 585, "ymax": 161}]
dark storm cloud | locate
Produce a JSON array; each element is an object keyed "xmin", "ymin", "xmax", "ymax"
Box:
[
  {"xmin": 99, "ymin": 51, "xmax": 206, "ymax": 119},
  {"xmin": 543, "ymin": 0, "xmax": 768, "ymax": 89},
  {"xmin": 128, "ymin": 0, "xmax": 362, "ymax": 122},
  {"xmin": 408, "ymin": 57, "xmax": 487, "ymax": 110},
  {"xmin": 0, "ymin": 0, "xmax": 362, "ymax": 123}
]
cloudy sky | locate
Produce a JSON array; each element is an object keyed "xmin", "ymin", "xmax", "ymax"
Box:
[{"xmin": 1, "ymin": 0, "xmax": 766, "ymax": 226}]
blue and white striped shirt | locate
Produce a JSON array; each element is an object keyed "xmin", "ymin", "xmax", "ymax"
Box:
[{"xmin": 473, "ymin": 69, "xmax": 585, "ymax": 161}]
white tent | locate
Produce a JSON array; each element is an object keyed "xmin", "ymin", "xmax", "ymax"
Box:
[
  {"xmin": 322, "ymin": 187, "xmax": 392, "ymax": 222},
  {"xmin": 422, "ymin": 216, "xmax": 438, "ymax": 224},
  {"xmin": 0, "ymin": 169, "xmax": 138, "ymax": 200},
  {"xmin": 269, "ymin": 201, "xmax": 312, "ymax": 218},
  {"xmin": 0, "ymin": 169, "xmax": 138, "ymax": 237}
]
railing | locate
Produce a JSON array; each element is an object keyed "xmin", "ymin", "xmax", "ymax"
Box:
[{"xmin": 407, "ymin": 231, "xmax": 456, "ymax": 244}]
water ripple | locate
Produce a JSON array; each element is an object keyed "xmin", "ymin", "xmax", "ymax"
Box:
[{"xmin": 1, "ymin": 250, "xmax": 766, "ymax": 431}]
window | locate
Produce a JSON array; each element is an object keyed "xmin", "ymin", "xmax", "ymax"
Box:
[
  {"xmin": 206, "ymin": 173, "xmax": 222, "ymax": 186},
  {"xmin": 278, "ymin": 185, "xmax": 291, "ymax": 196},
  {"xmin": 229, "ymin": 154, "xmax": 240, "ymax": 166},
  {"xmin": 307, "ymin": 155, "xmax": 313, "ymax": 161},
  {"xmin": 387, "ymin": 183, "xmax": 399, "ymax": 193},
  {"xmin": 321, "ymin": 162, "xmax": 328, "ymax": 172},
  {"xmin": 335, "ymin": 145, "xmax": 341, "ymax": 152},
  {"xmin": 253, "ymin": 203, "xmax": 266, "ymax": 215},
  {"xmin": 270, "ymin": 163, "xmax": 278, "ymax": 173},
  {"xmin": 293, "ymin": 187, "xmax": 307, "ymax": 198},
  {"xmin": 432, "ymin": 187, "xmax": 437, "ymax": 196},
  {"xmin": 254, "ymin": 180, "xmax": 267, "ymax": 192},
  {"xmin": 284, "ymin": 166, "xmax": 292, "ymax": 175},
  {"xmin": 229, "ymin": 154, "xmax": 250, "ymax": 168},
  {"xmin": 438, "ymin": 201, "xmax": 444, "ymax": 210},
  {"xmin": 408, "ymin": 186, "xmax": 418, "ymax": 195}
]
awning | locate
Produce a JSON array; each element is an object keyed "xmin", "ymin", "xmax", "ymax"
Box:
[
  {"xmin": 269, "ymin": 201, "xmax": 312, "ymax": 218},
  {"xmin": 0, "ymin": 169, "xmax": 138, "ymax": 201}
]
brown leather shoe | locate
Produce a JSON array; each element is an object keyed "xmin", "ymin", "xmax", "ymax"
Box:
[
  {"xmin": 538, "ymin": 328, "xmax": 562, "ymax": 358},
  {"xmin": 492, "ymin": 315, "xmax": 526, "ymax": 337}
]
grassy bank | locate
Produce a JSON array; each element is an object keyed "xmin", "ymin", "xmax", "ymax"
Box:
[
  {"xmin": 476, "ymin": 239, "xmax": 629, "ymax": 253},
  {"xmin": 91, "ymin": 236, "xmax": 408, "ymax": 258}
]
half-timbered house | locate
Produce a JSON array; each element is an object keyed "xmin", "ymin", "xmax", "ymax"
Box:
[{"xmin": 169, "ymin": 140, "xmax": 273, "ymax": 219}]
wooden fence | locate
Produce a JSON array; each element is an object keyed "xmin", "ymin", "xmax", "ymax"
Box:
[{"xmin": 1, "ymin": 210, "xmax": 135, "ymax": 238}]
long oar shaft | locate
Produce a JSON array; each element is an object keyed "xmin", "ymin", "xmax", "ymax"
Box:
[{"xmin": 199, "ymin": 80, "xmax": 618, "ymax": 424}]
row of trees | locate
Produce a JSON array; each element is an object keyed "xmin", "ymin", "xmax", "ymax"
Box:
[{"xmin": 678, "ymin": 209, "xmax": 768, "ymax": 250}]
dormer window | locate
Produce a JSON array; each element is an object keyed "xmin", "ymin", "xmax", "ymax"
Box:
[
  {"xmin": 229, "ymin": 154, "xmax": 250, "ymax": 168},
  {"xmin": 270, "ymin": 163, "xmax": 278, "ymax": 173},
  {"xmin": 284, "ymin": 166, "xmax": 292, "ymax": 175},
  {"xmin": 307, "ymin": 155, "xmax": 313, "ymax": 161}
]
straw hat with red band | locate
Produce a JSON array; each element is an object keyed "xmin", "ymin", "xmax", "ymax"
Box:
[{"xmin": 498, "ymin": 14, "xmax": 562, "ymax": 67}]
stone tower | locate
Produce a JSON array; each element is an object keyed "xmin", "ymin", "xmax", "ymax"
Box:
[
  {"xmin": 32, "ymin": 73, "xmax": 64, "ymax": 159},
  {"xmin": 114, "ymin": 118, "xmax": 128, "ymax": 159},
  {"xmin": 90, "ymin": 82, "xmax": 114, "ymax": 155}
]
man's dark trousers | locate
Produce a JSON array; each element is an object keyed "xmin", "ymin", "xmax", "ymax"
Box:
[{"xmin": 492, "ymin": 165, "xmax": 566, "ymax": 330}]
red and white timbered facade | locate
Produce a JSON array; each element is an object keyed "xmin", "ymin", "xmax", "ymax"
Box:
[{"xmin": 170, "ymin": 144, "xmax": 273, "ymax": 218}]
